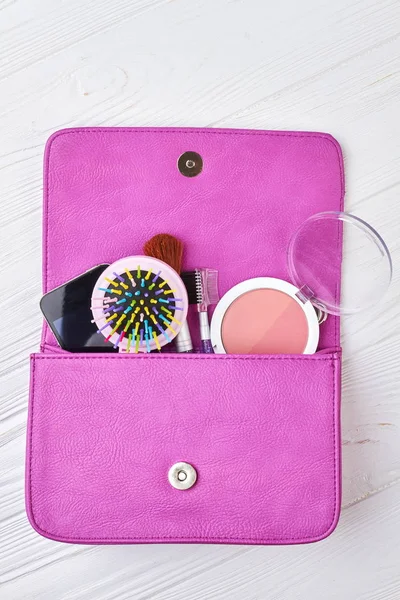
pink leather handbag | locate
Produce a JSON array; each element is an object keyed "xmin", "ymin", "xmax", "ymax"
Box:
[{"xmin": 26, "ymin": 128, "xmax": 343, "ymax": 544}]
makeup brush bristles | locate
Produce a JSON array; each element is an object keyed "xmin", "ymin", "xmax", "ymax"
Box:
[{"xmin": 143, "ymin": 234, "xmax": 183, "ymax": 275}]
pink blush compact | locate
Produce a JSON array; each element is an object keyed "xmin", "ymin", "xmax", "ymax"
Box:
[
  {"xmin": 211, "ymin": 278, "xmax": 320, "ymax": 355},
  {"xmin": 221, "ymin": 289, "xmax": 309, "ymax": 354}
]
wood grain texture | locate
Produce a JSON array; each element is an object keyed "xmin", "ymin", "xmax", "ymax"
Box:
[{"xmin": 1, "ymin": 0, "xmax": 399, "ymax": 597}]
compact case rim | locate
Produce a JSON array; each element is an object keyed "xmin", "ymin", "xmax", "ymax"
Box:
[{"xmin": 210, "ymin": 277, "xmax": 320, "ymax": 355}]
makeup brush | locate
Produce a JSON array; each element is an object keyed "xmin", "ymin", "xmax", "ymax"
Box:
[
  {"xmin": 144, "ymin": 234, "xmax": 193, "ymax": 353},
  {"xmin": 181, "ymin": 269, "xmax": 219, "ymax": 353}
]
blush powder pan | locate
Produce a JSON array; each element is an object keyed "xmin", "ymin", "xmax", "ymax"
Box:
[{"xmin": 210, "ymin": 278, "xmax": 320, "ymax": 355}]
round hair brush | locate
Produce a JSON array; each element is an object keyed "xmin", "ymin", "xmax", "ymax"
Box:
[
  {"xmin": 144, "ymin": 234, "xmax": 193, "ymax": 353},
  {"xmin": 91, "ymin": 255, "xmax": 188, "ymax": 353}
]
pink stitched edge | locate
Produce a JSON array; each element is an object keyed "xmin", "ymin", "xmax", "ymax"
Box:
[
  {"xmin": 28, "ymin": 354, "xmax": 340, "ymax": 543},
  {"xmin": 42, "ymin": 127, "xmax": 344, "ymax": 349},
  {"xmin": 31, "ymin": 354, "xmax": 339, "ymax": 361}
]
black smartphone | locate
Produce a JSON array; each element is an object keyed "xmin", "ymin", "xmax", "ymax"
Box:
[{"xmin": 40, "ymin": 264, "xmax": 118, "ymax": 352}]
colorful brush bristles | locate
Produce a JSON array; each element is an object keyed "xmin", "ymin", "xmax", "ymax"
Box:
[{"xmin": 93, "ymin": 262, "xmax": 183, "ymax": 353}]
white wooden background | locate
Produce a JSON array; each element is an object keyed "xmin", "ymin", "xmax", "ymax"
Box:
[{"xmin": 1, "ymin": 0, "xmax": 399, "ymax": 598}]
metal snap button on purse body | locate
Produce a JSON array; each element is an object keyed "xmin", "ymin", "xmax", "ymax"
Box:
[
  {"xmin": 177, "ymin": 151, "xmax": 203, "ymax": 177},
  {"xmin": 168, "ymin": 462, "xmax": 197, "ymax": 490}
]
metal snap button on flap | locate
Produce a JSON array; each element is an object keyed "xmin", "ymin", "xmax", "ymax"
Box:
[
  {"xmin": 168, "ymin": 462, "xmax": 197, "ymax": 490},
  {"xmin": 177, "ymin": 151, "xmax": 203, "ymax": 177}
]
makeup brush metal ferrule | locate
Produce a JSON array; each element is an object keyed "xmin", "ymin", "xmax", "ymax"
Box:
[{"xmin": 174, "ymin": 321, "xmax": 194, "ymax": 352}]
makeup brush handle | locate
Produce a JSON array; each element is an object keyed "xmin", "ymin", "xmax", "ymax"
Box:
[{"xmin": 175, "ymin": 321, "xmax": 193, "ymax": 353}]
